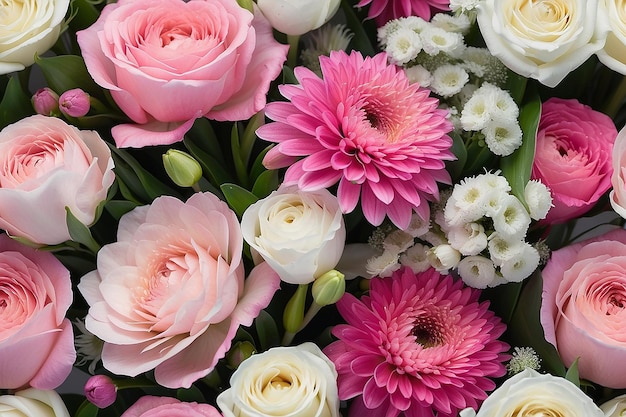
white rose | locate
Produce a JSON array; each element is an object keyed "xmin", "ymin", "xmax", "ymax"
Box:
[
  {"xmin": 256, "ymin": 0, "xmax": 340, "ymax": 36},
  {"xmin": 460, "ymin": 369, "xmax": 604, "ymax": 417},
  {"xmin": 601, "ymin": 394, "xmax": 626, "ymax": 417},
  {"xmin": 476, "ymin": 0, "xmax": 607, "ymax": 87},
  {"xmin": 0, "ymin": 0, "xmax": 70, "ymax": 75},
  {"xmin": 597, "ymin": 0, "xmax": 626, "ymax": 74},
  {"xmin": 241, "ymin": 185, "xmax": 345, "ymax": 284},
  {"xmin": 216, "ymin": 343, "xmax": 340, "ymax": 417},
  {"xmin": 0, "ymin": 389, "xmax": 70, "ymax": 417}
]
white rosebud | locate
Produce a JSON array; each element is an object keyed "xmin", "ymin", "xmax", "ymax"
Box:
[
  {"xmin": 256, "ymin": 0, "xmax": 340, "ymax": 36},
  {"xmin": 447, "ymin": 222, "xmax": 488, "ymax": 256},
  {"xmin": 601, "ymin": 394, "xmax": 626, "ymax": 417},
  {"xmin": 241, "ymin": 185, "xmax": 345, "ymax": 284}
]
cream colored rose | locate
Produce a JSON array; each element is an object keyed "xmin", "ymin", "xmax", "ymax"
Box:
[
  {"xmin": 597, "ymin": 0, "xmax": 626, "ymax": 74},
  {"xmin": 476, "ymin": 0, "xmax": 607, "ymax": 87},
  {"xmin": 0, "ymin": 0, "xmax": 70, "ymax": 74},
  {"xmin": 459, "ymin": 369, "xmax": 604, "ymax": 417},
  {"xmin": 601, "ymin": 394, "xmax": 626, "ymax": 417},
  {"xmin": 241, "ymin": 185, "xmax": 346, "ymax": 284},
  {"xmin": 256, "ymin": 0, "xmax": 340, "ymax": 36},
  {"xmin": 0, "ymin": 389, "xmax": 70, "ymax": 417},
  {"xmin": 216, "ymin": 343, "xmax": 340, "ymax": 417}
]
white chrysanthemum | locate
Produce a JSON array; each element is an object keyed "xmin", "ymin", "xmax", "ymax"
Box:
[
  {"xmin": 431, "ymin": 13, "xmax": 471, "ymax": 34},
  {"xmin": 399, "ymin": 243, "xmax": 431, "ymax": 273},
  {"xmin": 457, "ymin": 255, "xmax": 497, "ymax": 289},
  {"xmin": 445, "ymin": 179, "xmax": 489, "ymax": 226},
  {"xmin": 378, "ymin": 20, "xmax": 402, "ymax": 45},
  {"xmin": 524, "ymin": 180, "xmax": 553, "ymax": 220},
  {"xmin": 482, "ymin": 119, "xmax": 523, "ymax": 156},
  {"xmin": 74, "ymin": 318, "xmax": 103, "ymax": 374},
  {"xmin": 431, "ymin": 64, "xmax": 469, "ymax": 97},
  {"xmin": 383, "ymin": 229, "xmax": 415, "ymax": 253},
  {"xmin": 404, "ymin": 65, "xmax": 433, "ymax": 87},
  {"xmin": 492, "ymin": 194, "xmax": 531, "ymax": 239},
  {"xmin": 480, "ymin": 171, "xmax": 511, "ymax": 194},
  {"xmin": 405, "ymin": 212, "xmax": 431, "ymax": 237},
  {"xmin": 366, "ymin": 248, "xmax": 402, "ymax": 277},
  {"xmin": 385, "ymin": 27, "xmax": 423, "ymax": 65},
  {"xmin": 447, "ymin": 222, "xmax": 488, "ymax": 256},
  {"xmin": 460, "ymin": 90, "xmax": 492, "ymax": 131},
  {"xmin": 489, "ymin": 85, "xmax": 519, "ymax": 120},
  {"xmin": 427, "ymin": 244, "xmax": 461, "ymax": 273},
  {"xmin": 449, "ymin": 0, "xmax": 480, "ymax": 13},
  {"xmin": 500, "ymin": 242, "xmax": 540, "ymax": 283},
  {"xmin": 399, "ymin": 15, "xmax": 429, "ymax": 33},
  {"xmin": 420, "ymin": 26, "xmax": 464, "ymax": 56},
  {"xmin": 488, "ymin": 234, "xmax": 524, "ymax": 266}
]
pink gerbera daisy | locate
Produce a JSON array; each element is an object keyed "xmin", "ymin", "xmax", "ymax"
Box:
[
  {"xmin": 257, "ymin": 50, "xmax": 453, "ymax": 229},
  {"xmin": 357, "ymin": 0, "xmax": 450, "ymax": 24},
  {"xmin": 323, "ymin": 266, "xmax": 509, "ymax": 417}
]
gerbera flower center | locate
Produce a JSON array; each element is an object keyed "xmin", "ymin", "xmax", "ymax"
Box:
[{"xmin": 413, "ymin": 314, "xmax": 445, "ymax": 348}]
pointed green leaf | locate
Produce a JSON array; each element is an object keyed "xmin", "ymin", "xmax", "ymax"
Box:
[
  {"xmin": 183, "ymin": 137, "xmax": 233, "ymax": 187},
  {"xmin": 220, "ymin": 183, "xmax": 259, "ymax": 217},
  {"xmin": 255, "ymin": 309, "xmax": 280, "ymax": 351},
  {"xmin": 250, "ymin": 144, "xmax": 275, "ymax": 183},
  {"xmin": 66, "ymin": 207, "xmax": 101, "ymax": 254},
  {"xmin": 68, "ymin": 0, "xmax": 101, "ymax": 31},
  {"xmin": 501, "ymin": 93, "xmax": 541, "ymax": 206},
  {"xmin": 105, "ymin": 200, "xmax": 139, "ymax": 220},
  {"xmin": 341, "ymin": 0, "xmax": 375, "ymax": 56},
  {"xmin": 0, "ymin": 76, "xmax": 34, "ymax": 129},
  {"xmin": 565, "ymin": 358, "xmax": 580, "ymax": 387},
  {"xmin": 176, "ymin": 385, "xmax": 206, "ymax": 403},
  {"xmin": 35, "ymin": 54, "xmax": 101, "ymax": 97},
  {"xmin": 75, "ymin": 400, "xmax": 99, "ymax": 417},
  {"xmin": 231, "ymin": 122, "xmax": 248, "ymax": 187},
  {"xmin": 252, "ymin": 169, "xmax": 279, "ymax": 199},
  {"xmin": 445, "ymin": 130, "xmax": 468, "ymax": 182}
]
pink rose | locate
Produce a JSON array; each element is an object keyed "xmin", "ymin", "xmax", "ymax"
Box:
[
  {"xmin": 541, "ymin": 228, "xmax": 626, "ymax": 388},
  {"xmin": 0, "ymin": 234, "xmax": 75, "ymax": 389},
  {"xmin": 531, "ymin": 98, "xmax": 616, "ymax": 224},
  {"xmin": 78, "ymin": 192, "xmax": 281, "ymax": 389},
  {"xmin": 610, "ymin": 126, "xmax": 626, "ymax": 218},
  {"xmin": 0, "ymin": 115, "xmax": 115, "ymax": 245},
  {"xmin": 121, "ymin": 396, "xmax": 221, "ymax": 417},
  {"xmin": 77, "ymin": 0, "xmax": 288, "ymax": 148}
]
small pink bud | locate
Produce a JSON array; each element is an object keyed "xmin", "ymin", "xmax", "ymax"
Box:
[
  {"xmin": 84, "ymin": 375, "xmax": 117, "ymax": 408},
  {"xmin": 59, "ymin": 88, "xmax": 91, "ymax": 117},
  {"xmin": 32, "ymin": 88, "xmax": 60, "ymax": 116}
]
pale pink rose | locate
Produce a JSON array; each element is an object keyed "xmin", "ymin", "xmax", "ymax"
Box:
[
  {"xmin": 78, "ymin": 192, "xmax": 281, "ymax": 389},
  {"xmin": 610, "ymin": 126, "xmax": 626, "ymax": 218},
  {"xmin": 0, "ymin": 115, "xmax": 115, "ymax": 245},
  {"xmin": 541, "ymin": 228, "xmax": 626, "ymax": 388},
  {"xmin": 121, "ymin": 396, "xmax": 222, "ymax": 417},
  {"xmin": 531, "ymin": 98, "xmax": 616, "ymax": 224},
  {"xmin": 0, "ymin": 234, "xmax": 75, "ymax": 390},
  {"xmin": 77, "ymin": 0, "xmax": 288, "ymax": 148}
]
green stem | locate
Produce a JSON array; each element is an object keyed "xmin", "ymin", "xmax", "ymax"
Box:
[
  {"xmin": 287, "ymin": 35, "xmax": 301, "ymax": 69},
  {"xmin": 603, "ymin": 75, "xmax": 626, "ymax": 118},
  {"xmin": 298, "ymin": 302, "xmax": 323, "ymax": 332}
]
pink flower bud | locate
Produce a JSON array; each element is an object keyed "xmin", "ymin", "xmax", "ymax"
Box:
[
  {"xmin": 59, "ymin": 88, "xmax": 91, "ymax": 117},
  {"xmin": 84, "ymin": 375, "xmax": 117, "ymax": 408},
  {"xmin": 32, "ymin": 88, "xmax": 60, "ymax": 116}
]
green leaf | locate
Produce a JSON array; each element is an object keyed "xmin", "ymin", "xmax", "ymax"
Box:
[
  {"xmin": 504, "ymin": 70, "xmax": 528, "ymax": 105},
  {"xmin": 341, "ymin": 0, "xmax": 375, "ymax": 57},
  {"xmin": 220, "ymin": 183, "xmax": 258, "ymax": 217},
  {"xmin": 255, "ymin": 309, "xmax": 281, "ymax": 351},
  {"xmin": 281, "ymin": 65, "xmax": 298, "ymax": 85},
  {"xmin": 75, "ymin": 400, "xmax": 99, "ymax": 417},
  {"xmin": 0, "ymin": 76, "xmax": 33, "ymax": 129},
  {"xmin": 565, "ymin": 358, "xmax": 580, "ymax": 387},
  {"xmin": 252, "ymin": 169, "xmax": 279, "ymax": 199},
  {"xmin": 109, "ymin": 145, "xmax": 180, "ymax": 202},
  {"xmin": 507, "ymin": 270, "xmax": 566, "ymax": 377},
  {"xmin": 231, "ymin": 122, "xmax": 248, "ymax": 187},
  {"xmin": 445, "ymin": 130, "xmax": 468, "ymax": 182},
  {"xmin": 501, "ymin": 94, "xmax": 541, "ymax": 206},
  {"xmin": 183, "ymin": 137, "xmax": 234, "ymax": 188},
  {"xmin": 68, "ymin": 0, "xmax": 101, "ymax": 31},
  {"xmin": 250, "ymin": 144, "xmax": 275, "ymax": 184},
  {"xmin": 35, "ymin": 54, "xmax": 102, "ymax": 97},
  {"xmin": 464, "ymin": 139, "xmax": 496, "ymax": 176},
  {"xmin": 176, "ymin": 385, "xmax": 206, "ymax": 403},
  {"xmin": 105, "ymin": 199, "xmax": 139, "ymax": 220},
  {"xmin": 66, "ymin": 207, "xmax": 101, "ymax": 254}
]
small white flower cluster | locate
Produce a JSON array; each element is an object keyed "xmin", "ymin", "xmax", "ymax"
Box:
[
  {"xmin": 365, "ymin": 172, "xmax": 553, "ymax": 289},
  {"xmin": 449, "ymin": 0, "xmax": 480, "ymax": 14},
  {"xmin": 460, "ymin": 82, "xmax": 523, "ymax": 156}
]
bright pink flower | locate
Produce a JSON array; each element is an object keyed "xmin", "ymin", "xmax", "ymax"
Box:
[
  {"xmin": 77, "ymin": 0, "xmax": 288, "ymax": 148},
  {"xmin": 59, "ymin": 88, "xmax": 90, "ymax": 118},
  {"xmin": 0, "ymin": 234, "xmax": 76, "ymax": 390},
  {"xmin": 541, "ymin": 228, "xmax": 626, "ymax": 388},
  {"xmin": 258, "ymin": 51, "xmax": 453, "ymax": 229},
  {"xmin": 84, "ymin": 375, "xmax": 117, "ymax": 408},
  {"xmin": 323, "ymin": 267, "xmax": 509, "ymax": 417},
  {"xmin": 78, "ymin": 192, "xmax": 281, "ymax": 389},
  {"xmin": 532, "ymin": 98, "xmax": 616, "ymax": 224},
  {"xmin": 121, "ymin": 396, "xmax": 222, "ymax": 417},
  {"xmin": 356, "ymin": 0, "xmax": 450, "ymax": 25}
]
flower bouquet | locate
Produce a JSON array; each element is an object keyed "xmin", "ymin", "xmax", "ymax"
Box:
[{"xmin": 2, "ymin": 0, "xmax": 626, "ymax": 416}]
